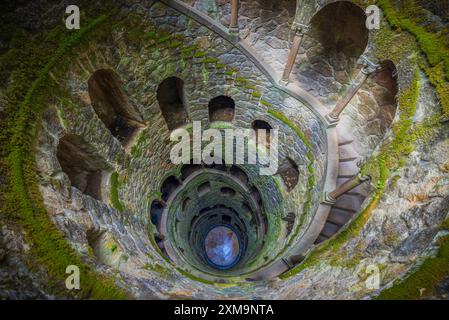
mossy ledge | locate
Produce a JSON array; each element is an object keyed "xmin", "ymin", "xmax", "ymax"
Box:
[
  {"xmin": 110, "ymin": 172, "xmax": 125, "ymax": 212},
  {"xmin": 0, "ymin": 15, "xmax": 127, "ymax": 299},
  {"xmin": 281, "ymin": 61, "xmax": 423, "ymax": 280},
  {"xmin": 267, "ymin": 109, "xmax": 316, "ymax": 253},
  {"xmin": 377, "ymin": 0, "xmax": 449, "ymax": 116},
  {"xmin": 377, "ymin": 219, "xmax": 449, "ymax": 299}
]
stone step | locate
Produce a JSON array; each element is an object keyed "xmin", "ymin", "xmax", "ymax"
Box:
[
  {"xmin": 320, "ymin": 221, "xmax": 341, "ymax": 238},
  {"xmin": 334, "ymin": 194, "xmax": 364, "ymax": 212},
  {"xmin": 338, "ymin": 160, "xmax": 359, "ymax": 177},
  {"xmin": 336, "ymin": 178, "xmax": 369, "ymax": 196},
  {"xmin": 314, "ymin": 234, "xmax": 329, "ymax": 244},
  {"xmin": 327, "ymin": 208, "xmax": 353, "ymax": 225},
  {"xmin": 339, "ymin": 144, "xmax": 359, "ymax": 162},
  {"xmin": 336, "ymin": 128, "xmax": 354, "ymax": 146}
]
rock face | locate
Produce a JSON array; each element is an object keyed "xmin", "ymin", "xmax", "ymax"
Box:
[{"xmin": 1, "ymin": 0, "xmax": 448, "ymax": 300}]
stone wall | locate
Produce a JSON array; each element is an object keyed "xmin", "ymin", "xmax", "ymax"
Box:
[{"xmin": 2, "ymin": 0, "xmax": 449, "ymax": 300}]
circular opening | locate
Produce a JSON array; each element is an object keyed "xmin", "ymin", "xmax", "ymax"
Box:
[{"xmin": 204, "ymin": 225, "xmax": 241, "ymax": 269}]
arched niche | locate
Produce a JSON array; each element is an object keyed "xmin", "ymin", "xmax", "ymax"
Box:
[
  {"xmin": 230, "ymin": 165, "xmax": 249, "ymax": 185},
  {"xmin": 309, "ymin": 2, "xmax": 368, "ymax": 59},
  {"xmin": 197, "ymin": 181, "xmax": 211, "ymax": 196},
  {"xmin": 252, "ymin": 120, "xmax": 272, "ymax": 148},
  {"xmin": 160, "ymin": 176, "xmax": 181, "ymax": 202},
  {"xmin": 56, "ymin": 134, "xmax": 109, "ymax": 200},
  {"xmin": 88, "ymin": 69, "xmax": 144, "ymax": 146},
  {"xmin": 346, "ymin": 59, "xmax": 399, "ymax": 153},
  {"xmin": 370, "ymin": 60, "xmax": 398, "ymax": 131},
  {"xmin": 298, "ymin": 1, "xmax": 368, "ymax": 98},
  {"xmin": 277, "ymin": 158, "xmax": 299, "ymax": 192},
  {"xmin": 150, "ymin": 200, "xmax": 165, "ymax": 228},
  {"xmin": 156, "ymin": 77, "xmax": 189, "ymax": 130},
  {"xmin": 208, "ymin": 95, "xmax": 235, "ymax": 122}
]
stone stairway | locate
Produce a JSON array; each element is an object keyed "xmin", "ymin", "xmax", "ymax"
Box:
[
  {"xmin": 315, "ymin": 129, "xmax": 368, "ymax": 244},
  {"xmin": 162, "ymin": 0, "xmax": 348, "ymax": 252}
]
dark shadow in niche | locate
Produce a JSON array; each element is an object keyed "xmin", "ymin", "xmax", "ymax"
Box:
[
  {"xmin": 88, "ymin": 69, "xmax": 145, "ymax": 146},
  {"xmin": 161, "ymin": 176, "xmax": 181, "ymax": 202},
  {"xmin": 222, "ymin": 214, "xmax": 232, "ymax": 223},
  {"xmin": 277, "ymin": 158, "xmax": 299, "ymax": 192},
  {"xmin": 198, "ymin": 181, "xmax": 211, "ymax": 196},
  {"xmin": 86, "ymin": 228, "xmax": 105, "ymax": 261},
  {"xmin": 208, "ymin": 95, "xmax": 235, "ymax": 122},
  {"xmin": 230, "ymin": 165, "xmax": 249, "ymax": 185},
  {"xmin": 221, "ymin": 187, "xmax": 236, "ymax": 197},
  {"xmin": 181, "ymin": 163, "xmax": 203, "ymax": 181},
  {"xmin": 157, "ymin": 77, "xmax": 189, "ymax": 130},
  {"xmin": 154, "ymin": 233, "xmax": 170, "ymax": 259},
  {"xmin": 182, "ymin": 197, "xmax": 191, "ymax": 212},
  {"xmin": 250, "ymin": 186, "xmax": 263, "ymax": 207},
  {"xmin": 242, "ymin": 202, "xmax": 253, "ymax": 216},
  {"xmin": 282, "ymin": 212, "xmax": 296, "ymax": 234},
  {"xmin": 310, "ymin": 2, "xmax": 368, "ymax": 57},
  {"xmin": 299, "ymin": 2, "xmax": 368, "ymax": 94},
  {"xmin": 57, "ymin": 134, "xmax": 109, "ymax": 200},
  {"xmin": 370, "ymin": 60, "xmax": 399, "ymax": 132},
  {"xmin": 150, "ymin": 200, "xmax": 165, "ymax": 228},
  {"xmin": 252, "ymin": 120, "xmax": 272, "ymax": 148}
]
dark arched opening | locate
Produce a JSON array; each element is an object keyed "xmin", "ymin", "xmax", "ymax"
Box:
[
  {"xmin": 208, "ymin": 95, "xmax": 235, "ymax": 122},
  {"xmin": 88, "ymin": 69, "xmax": 144, "ymax": 145},
  {"xmin": 277, "ymin": 158, "xmax": 299, "ymax": 192},
  {"xmin": 57, "ymin": 134, "xmax": 109, "ymax": 200},
  {"xmin": 252, "ymin": 120, "xmax": 272, "ymax": 148},
  {"xmin": 157, "ymin": 77, "xmax": 189, "ymax": 130},
  {"xmin": 161, "ymin": 176, "xmax": 181, "ymax": 202}
]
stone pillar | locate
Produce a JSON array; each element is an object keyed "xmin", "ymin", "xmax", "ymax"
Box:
[
  {"xmin": 229, "ymin": 0, "xmax": 239, "ymax": 33},
  {"xmin": 325, "ymin": 56, "xmax": 381, "ymax": 125},
  {"xmin": 323, "ymin": 174, "xmax": 370, "ymax": 205},
  {"xmin": 280, "ymin": 24, "xmax": 309, "ymax": 85}
]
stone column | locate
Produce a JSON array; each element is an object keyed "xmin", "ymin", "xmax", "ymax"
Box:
[
  {"xmin": 325, "ymin": 56, "xmax": 381, "ymax": 125},
  {"xmin": 229, "ymin": 0, "xmax": 239, "ymax": 33},
  {"xmin": 323, "ymin": 174, "xmax": 370, "ymax": 205},
  {"xmin": 280, "ymin": 24, "xmax": 309, "ymax": 85}
]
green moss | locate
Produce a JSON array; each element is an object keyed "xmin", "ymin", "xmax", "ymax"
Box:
[
  {"xmin": 263, "ymin": 109, "xmax": 316, "ymax": 260},
  {"xmin": 144, "ymin": 263, "xmax": 172, "ymax": 278},
  {"xmin": 215, "ymin": 63, "xmax": 227, "ymax": 69},
  {"xmin": 282, "ymin": 53, "xmax": 444, "ymax": 279},
  {"xmin": 176, "ymin": 268, "xmax": 216, "ymax": 285},
  {"xmin": 156, "ymin": 36, "xmax": 171, "ymax": 44},
  {"xmin": 193, "ymin": 51, "xmax": 206, "ymax": 58},
  {"xmin": 0, "ymin": 15, "xmax": 127, "ymax": 299},
  {"xmin": 378, "ymin": 218, "xmax": 449, "ymax": 299},
  {"xmin": 180, "ymin": 45, "xmax": 197, "ymax": 54},
  {"xmin": 169, "ymin": 41, "xmax": 182, "ymax": 49},
  {"xmin": 251, "ymin": 91, "xmax": 262, "ymax": 99},
  {"xmin": 110, "ymin": 172, "xmax": 125, "ymax": 212},
  {"xmin": 235, "ymin": 77, "xmax": 248, "ymax": 84},
  {"xmin": 377, "ymin": 0, "xmax": 449, "ymax": 117},
  {"xmin": 377, "ymin": 232, "xmax": 449, "ymax": 299},
  {"xmin": 143, "ymin": 31, "xmax": 157, "ymax": 40},
  {"xmin": 224, "ymin": 70, "xmax": 236, "ymax": 76},
  {"xmin": 360, "ymin": 67, "xmax": 421, "ymax": 185},
  {"xmin": 267, "ymin": 109, "xmax": 313, "ymax": 150},
  {"xmin": 202, "ymin": 57, "xmax": 219, "ymax": 64},
  {"xmin": 378, "ymin": 0, "xmax": 449, "ymax": 80},
  {"xmin": 260, "ymin": 100, "xmax": 273, "ymax": 107}
]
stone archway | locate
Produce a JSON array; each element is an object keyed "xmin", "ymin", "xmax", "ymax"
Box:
[
  {"xmin": 88, "ymin": 69, "xmax": 144, "ymax": 146},
  {"xmin": 56, "ymin": 134, "xmax": 110, "ymax": 200},
  {"xmin": 157, "ymin": 77, "xmax": 189, "ymax": 130}
]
